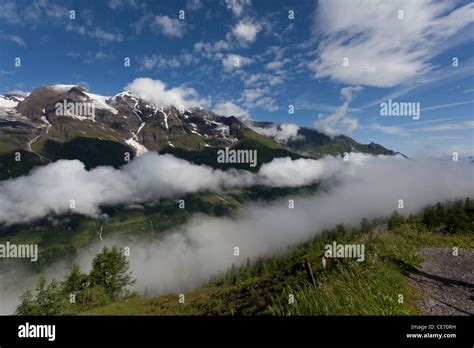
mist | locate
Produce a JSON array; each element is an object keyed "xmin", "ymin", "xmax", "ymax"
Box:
[
  {"xmin": 0, "ymin": 151, "xmax": 380, "ymax": 225},
  {"xmin": 120, "ymin": 156, "xmax": 474, "ymax": 295},
  {"xmin": 1, "ymin": 154, "xmax": 472, "ymax": 314}
]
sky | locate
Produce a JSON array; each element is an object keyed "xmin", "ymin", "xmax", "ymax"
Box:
[{"xmin": 0, "ymin": 0, "xmax": 473, "ymax": 158}]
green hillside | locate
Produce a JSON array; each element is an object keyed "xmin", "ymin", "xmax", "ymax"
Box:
[
  {"xmin": 80, "ymin": 221, "xmax": 471, "ymax": 316},
  {"xmin": 15, "ymin": 199, "xmax": 472, "ymax": 316}
]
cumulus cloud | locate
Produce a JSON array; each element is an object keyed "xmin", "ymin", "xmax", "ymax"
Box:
[
  {"xmin": 310, "ymin": 0, "xmax": 474, "ymax": 87},
  {"xmin": 225, "ymin": 0, "xmax": 251, "ymax": 17},
  {"xmin": 194, "ymin": 40, "xmax": 230, "ymax": 59},
  {"xmin": 186, "ymin": 0, "xmax": 203, "ymax": 11},
  {"xmin": 311, "ymin": 86, "xmax": 362, "ymax": 137},
  {"xmin": 154, "ymin": 15, "xmax": 186, "ymax": 38},
  {"xmin": 213, "ymin": 101, "xmax": 250, "ymax": 120},
  {"xmin": 107, "ymin": 0, "xmax": 137, "ymax": 10},
  {"xmin": 240, "ymin": 87, "xmax": 279, "ymax": 112},
  {"xmin": 222, "ymin": 54, "xmax": 254, "ymax": 71},
  {"xmin": 126, "ymin": 77, "xmax": 210, "ymax": 109},
  {"xmin": 252, "ymin": 123, "xmax": 302, "ymax": 144},
  {"xmin": 231, "ymin": 19, "xmax": 261, "ymax": 45},
  {"xmin": 138, "ymin": 54, "xmax": 181, "ymax": 70},
  {"xmin": 66, "ymin": 24, "xmax": 124, "ymax": 43}
]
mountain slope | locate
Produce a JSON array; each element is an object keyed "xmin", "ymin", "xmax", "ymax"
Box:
[
  {"xmin": 0, "ymin": 84, "xmax": 401, "ymax": 179},
  {"xmin": 79, "ymin": 218, "xmax": 472, "ymax": 316}
]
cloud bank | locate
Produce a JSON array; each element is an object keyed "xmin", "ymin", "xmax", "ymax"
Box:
[
  {"xmin": 0, "ymin": 154, "xmax": 473, "ymax": 313},
  {"xmin": 97, "ymin": 155, "xmax": 474, "ymax": 297},
  {"xmin": 0, "ymin": 153, "xmax": 253, "ymax": 225}
]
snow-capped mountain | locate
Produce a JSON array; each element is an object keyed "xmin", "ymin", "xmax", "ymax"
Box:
[
  {"xmin": 0, "ymin": 84, "xmax": 399, "ymax": 179},
  {"xmin": 0, "ymin": 84, "xmax": 244, "ymax": 156}
]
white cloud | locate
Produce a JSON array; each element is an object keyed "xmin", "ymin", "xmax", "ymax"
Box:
[
  {"xmin": 126, "ymin": 78, "xmax": 210, "ymax": 109},
  {"xmin": 0, "ymin": 34, "xmax": 25, "ymax": 47},
  {"xmin": 90, "ymin": 27, "xmax": 124, "ymax": 42},
  {"xmin": 139, "ymin": 54, "xmax": 181, "ymax": 70},
  {"xmin": 369, "ymin": 123, "xmax": 408, "ymax": 136},
  {"xmin": 243, "ymin": 72, "xmax": 284, "ymax": 87},
  {"xmin": 231, "ymin": 19, "xmax": 261, "ymax": 45},
  {"xmin": 225, "ymin": 0, "xmax": 251, "ymax": 17},
  {"xmin": 107, "ymin": 0, "xmax": 137, "ymax": 10},
  {"xmin": 241, "ymin": 87, "xmax": 279, "ymax": 112},
  {"xmin": 222, "ymin": 54, "xmax": 254, "ymax": 71},
  {"xmin": 265, "ymin": 60, "xmax": 285, "ymax": 71},
  {"xmin": 66, "ymin": 24, "xmax": 123, "ymax": 42},
  {"xmin": 310, "ymin": 0, "xmax": 474, "ymax": 87},
  {"xmin": 154, "ymin": 15, "xmax": 186, "ymax": 38},
  {"xmin": 416, "ymin": 120, "xmax": 474, "ymax": 132},
  {"xmin": 421, "ymin": 100, "xmax": 474, "ymax": 111},
  {"xmin": 0, "ymin": 153, "xmax": 255, "ymax": 225},
  {"xmin": 253, "ymin": 96, "xmax": 279, "ymax": 112},
  {"xmin": 5, "ymin": 151, "xmax": 474, "ymax": 227},
  {"xmin": 0, "ymin": 0, "xmax": 68, "ymax": 25},
  {"xmin": 311, "ymin": 86, "xmax": 362, "ymax": 137},
  {"xmin": 213, "ymin": 101, "xmax": 250, "ymax": 120},
  {"xmin": 194, "ymin": 40, "xmax": 230, "ymax": 59},
  {"xmin": 253, "ymin": 123, "xmax": 302, "ymax": 143},
  {"xmin": 186, "ymin": 0, "xmax": 203, "ymax": 11}
]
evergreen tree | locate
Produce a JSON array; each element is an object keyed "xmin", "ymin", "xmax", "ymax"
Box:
[
  {"xmin": 360, "ymin": 218, "xmax": 371, "ymax": 233},
  {"xmin": 336, "ymin": 224, "xmax": 346, "ymax": 236},
  {"xmin": 388, "ymin": 211, "xmax": 404, "ymax": 230},
  {"xmin": 423, "ymin": 206, "xmax": 436, "ymax": 228},
  {"xmin": 434, "ymin": 202, "xmax": 446, "ymax": 226}
]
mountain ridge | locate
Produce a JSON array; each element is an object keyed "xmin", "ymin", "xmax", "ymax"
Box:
[{"xmin": 0, "ymin": 84, "xmax": 402, "ymax": 179}]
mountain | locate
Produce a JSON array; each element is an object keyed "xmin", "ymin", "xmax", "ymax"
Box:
[
  {"xmin": 251, "ymin": 121, "xmax": 405, "ymax": 158},
  {"xmin": 0, "ymin": 84, "xmax": 400, "ymax": 179}
]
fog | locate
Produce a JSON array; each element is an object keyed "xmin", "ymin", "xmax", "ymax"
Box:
[
  {"xmin": 0, "ymin": 154, "xmax": 473, "ymax": 314},
  {"xmin": 0, "ymin": 152, "xmax": 372, "ymax": 225}
]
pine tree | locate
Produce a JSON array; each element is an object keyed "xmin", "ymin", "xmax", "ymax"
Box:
[{"xmin": 388, "ymin": 211, "xmax": 404, "ymax": 230}]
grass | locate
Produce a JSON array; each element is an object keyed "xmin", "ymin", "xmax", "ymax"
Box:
[{"xmin": 81, "ymin": 222, "xmax": 473, "ymax": 316}]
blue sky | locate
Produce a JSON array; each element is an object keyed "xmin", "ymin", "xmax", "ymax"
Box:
[{"xmin": 0, "ymin": 0, "xmax": 473, "ymax": 158}]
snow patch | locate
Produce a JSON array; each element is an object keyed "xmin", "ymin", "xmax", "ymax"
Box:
[
  {"xmin": 47, "ymin": 84, "xmax": 79, "ymax": 93},
  {"xmin": 160, "ymin": 109, "xmax": 169, "ymax": 130},
  {"xmin": 0, "ymin": 96, "xmax": 18, "ymax": 109},
  {"xmin": 84, "ymin": 92, "xmax": 118, "ymax": 115},
  {"xmin": 126, "ymin": 122, "xmax": 148, "ymax": 156}
]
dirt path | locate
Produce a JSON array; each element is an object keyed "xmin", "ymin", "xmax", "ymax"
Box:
[{"xmin": 409, "ymin": 247, "xmax": 473, "ymax": 315}]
